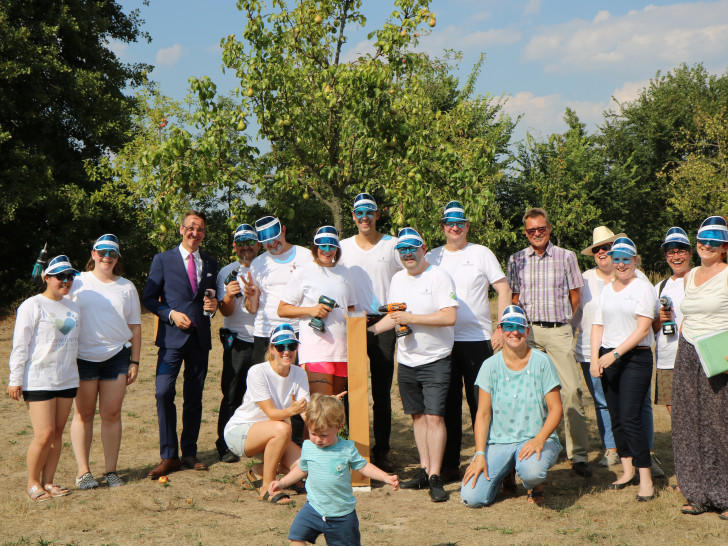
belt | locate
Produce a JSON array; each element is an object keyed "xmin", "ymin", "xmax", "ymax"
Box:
[{"xmin": 532, "ymin": 321, "xmax": 568, "ymax": 328}]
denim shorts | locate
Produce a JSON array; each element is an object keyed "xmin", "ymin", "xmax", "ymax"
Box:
[
  {"xmin": 288, "ymin": 501, "xmax": 360, "ymax": 546},
  {"xmin": 224, "ymin": 422, "xmax": 253, "ymax": 457},
  {"xmin": 77, "ymin": 346, "xmax": 131, "ymax": 381}
]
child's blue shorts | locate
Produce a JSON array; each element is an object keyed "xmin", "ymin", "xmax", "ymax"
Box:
[{"xmin": 288, "ymin": 501, "xmax": 360, "ymax": 545}]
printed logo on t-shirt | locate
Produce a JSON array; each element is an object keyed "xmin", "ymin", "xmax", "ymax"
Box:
[
  {"xmin": 449, "ymin": 291, "xmax": 457, "ymax": 301},
  {"xmin": 51, "ymin": 311, "xmax": 78, "ymax": 335}
]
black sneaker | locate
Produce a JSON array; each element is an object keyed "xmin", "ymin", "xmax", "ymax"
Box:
[
  {"xmin": 401, "ymin": 468, "xmax": 429, "ymax": 489},
  {"xmin": 429, "ymin": 475, "xmax": 449, "ymax": 502},
  {"xmin": 371, "ymin": 452, "xmax": 394, "ymax": 473},
  {"xmin": 572, "ymin": 461, "xmax": 592, "ymax": 477}
]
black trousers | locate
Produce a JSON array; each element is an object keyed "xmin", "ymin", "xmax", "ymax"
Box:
[
  {"xmin": 443, "ymin": 340, "xmax": 493, "ymax": 469},
  {"xmin": 600, "ymin": 347, "xmax": 653, "ymax": 468},
  {"xmin": 216, "ymin": 333, "xmax": 255, "ymax": 456},
  {"xmin": 367, "ymin": 329, "xmax": 396, "ymax": 456}
]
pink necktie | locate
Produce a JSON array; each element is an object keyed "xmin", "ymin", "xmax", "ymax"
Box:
[{"xmin": 187, "ymin": 254, "xmax": 198, "ymax": 294}]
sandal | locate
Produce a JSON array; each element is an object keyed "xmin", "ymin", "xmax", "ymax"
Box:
[
  {"xmin": 527, "ymin": 489, "xmax": 545, "ymax": 506},
  {"xmin": 44, "ymin": 484, "xmax": 71, "ymax": 497},
  {"xmin": 259, "ymin": 491, "xmax": 293, "ymax": 505},
  {"xmin": 28, "ymin": 485, "xmax": 52, "ymax": 502},
  {"xmin": 291, "ymin": 481, "xmax": 306, "ymax": 495},
  {"xmin": 246, "ymin": 468, "xmax": 263, "ymax": 496},
  {"xmin": 681, "ymin": 501, "xmax": 709, "ymax": 515},
  {"xmin": 719, "ymin": 511, "xmax": 728, "ymax": 521}
]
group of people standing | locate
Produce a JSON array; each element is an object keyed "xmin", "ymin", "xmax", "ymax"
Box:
[{"xmin": 8, "ymin": 196, "xmax": 728, "ymax": 526}]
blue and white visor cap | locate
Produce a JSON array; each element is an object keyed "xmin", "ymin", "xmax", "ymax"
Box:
[
  {"xmin": 270, "ymin": 324, "xmax": 299, "ymax": 346},
  {"xmin": 313, "ymin": 225, "xmax": 340, "ymax": 248},
  {"xmin": 697, "ymin": 216, "xmax": 728, "ymax": 243},
  {"xmin": 498, "ymin": 305, "xmax": 529, "ymax": 328},
  {"xmin": 442, "ymin": 200, "xmax": 468, "ymax": 222},
  {"xmin": 608, "ymin": 237, "xmax": 637, "ymax": 257},
  {"xmin": 44, "ymin": 255, "xmax": 80, "ymax": 277},
  {"xmin": 661, "ymin": 227, "xmax": 690, "ymax": 248},
  {"xmin": 352, "ymin": 193, "xmax": 378, "ymax": 212},
  {"xmin": 395, "ymin": 227, "xmax": 424, "ymax": 249},
  {"xmin": 255, "ymin": 216, "xmax": 282, "ymax": 243},
  {"xmin": 93, "ymin": 234, "xmax": 121, "ymax": 256},
  {"xmin": 234, "ymin": 223, "xmax": 257, "ymax": 242}
]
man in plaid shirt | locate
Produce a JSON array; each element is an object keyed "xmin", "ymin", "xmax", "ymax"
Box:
[{"xmin": 507, "ymin": 208, "xmax": 592, "ymax": 478}]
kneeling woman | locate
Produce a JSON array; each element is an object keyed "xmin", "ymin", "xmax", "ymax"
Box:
[
  {"xmin": 461, "ymin": 306, "xmax": 562, "ymax": 507},
  {"xmin": 223, "ymin": 324, "xmax": 309, "ymax": 505}
]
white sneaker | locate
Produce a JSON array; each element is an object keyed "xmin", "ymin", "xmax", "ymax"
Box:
[
  {"xmin": 599, "ymin": 450, "xmax": 620, "ymax": 467},
  {"xmin": 75, "ymin": 472, "xmax": 99, "ymax": 490}
]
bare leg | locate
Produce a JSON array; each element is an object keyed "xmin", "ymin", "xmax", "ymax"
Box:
[
  {"xmin": 41, "ymin": 397, "xmax": 74, "ymax": 486},
  {"xmin": 98, "ymin": 375, "xmax": 127, "ymax": 473},
  {"xmin": 26, "ymin": 400, "xmax": 56, "ymax": 491},
  {"xmin": 412, "ymin": 413, "xmax": 430, "ymax": 474},
  {"xmin": 637, "ymin": 467, "xmax": 654, "ymax": 498},
  {"xmin": 70, "ymin": 379, "xmax": 99, "ymax": 477},
  {"xmin": 243, "ymin": 420, "xmax": 298, "ymax": 496},
  {"xmin": 425, "ymin": 414, "xmax": 446, "ymax": 477},
  {"xmin": 307, "ymin": 371, "xmax": 334, "ymax": 396},
  {"xmin": 613, "ymin": 456, "xmax": 636, "ymax": 485}
]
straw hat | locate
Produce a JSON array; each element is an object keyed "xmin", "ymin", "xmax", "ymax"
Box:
[{"xmin": 581, "ymin": 226, "xmax": 626, "ymax": 256}]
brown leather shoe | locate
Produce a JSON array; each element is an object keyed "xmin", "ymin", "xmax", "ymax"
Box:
[
  {"xmin": 148, "ymin": 458, "xmax": 181, "ymax": 479},
  {"xmin": 181, "ymin": 456, "xmax": 208, "ymax": 471}
]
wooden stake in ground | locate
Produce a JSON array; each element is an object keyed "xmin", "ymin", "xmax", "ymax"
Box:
[{"xmin": 347, "ymin": 311, "xmax": 371, "ymax": 490}]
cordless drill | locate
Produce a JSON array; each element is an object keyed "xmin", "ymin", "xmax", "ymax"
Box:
[
  {"xmin": 377, "ymin": 303, "xmax": 412, "ymax": 338},
  {"xmin": 224, "ymin": 267, "xmax": 241, "ymax": 298},
  {"xmin": 309, "ymin": 295, "xmax": 340, "ymax": 332}
]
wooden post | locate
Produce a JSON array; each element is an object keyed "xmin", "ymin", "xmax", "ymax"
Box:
[{"xmin": 347, "ymin": 311, "xmax": 370, "ymax": 490}]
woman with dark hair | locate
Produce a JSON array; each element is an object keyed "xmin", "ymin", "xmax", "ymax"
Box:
[
  {"xmin": 8, "ymin": 255, "xmax": 81, "ymax": 501},
  {"xmin": 69, "ymin": 234, "xmax": 141, "ymax": 489},
  {"xmin": 278, "ymin": 226, "xmax": 356, "ymax": 398},
  {"xmin": 672, "ymin": 216, "xmax": 728, "ymax": 520}
]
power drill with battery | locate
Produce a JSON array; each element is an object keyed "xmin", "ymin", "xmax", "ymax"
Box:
[
  {"xmin": 309, "ymin": 295, "xmax": 340, "ymax": 332},
  {"xmin": 377, "ymin": 303, "xmax": 412, "ymax": 338}
]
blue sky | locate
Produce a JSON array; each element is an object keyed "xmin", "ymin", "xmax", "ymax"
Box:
[{"xmin": 115, "ymin": 0, "xmax": 728, "ymax": 142}]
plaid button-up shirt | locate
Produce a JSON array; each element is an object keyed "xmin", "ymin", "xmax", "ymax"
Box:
[{"xmin": 507, "ymin": 241, "xmax": 584, "ymax": 323}]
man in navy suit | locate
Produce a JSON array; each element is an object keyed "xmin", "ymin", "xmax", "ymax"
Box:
[{"xmin": 143, "ymin": 211, "xmax": 219, "ymax": 478}]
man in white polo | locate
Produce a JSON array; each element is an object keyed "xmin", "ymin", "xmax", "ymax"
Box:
[{"xmin": 370, "ymin": 227, "xmax": 458, "ymax": 502}]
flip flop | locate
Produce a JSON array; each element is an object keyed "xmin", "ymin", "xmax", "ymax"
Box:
[
  {"xmin": 28, "ymin": 485, "xmax": 52, "ymax": 502},
  {"xmin": 44, "ymin": 484, "xmax": 71, "ymax": 497},
  {"xmin": 681, "ymin": 501, "xmax": 709, "ymax": 515},
  {"xmin": 259, "ymin": 491, "xmax": 293, "ymax": 505},
  {"xmin": 246, "ymin": 468, "xmax": 263, "ymax": 495}
]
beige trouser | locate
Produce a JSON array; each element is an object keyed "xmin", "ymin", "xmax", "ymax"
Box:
[{"xmin": 528, "ymin": 323, "xmax": 589, "ymax": 464}]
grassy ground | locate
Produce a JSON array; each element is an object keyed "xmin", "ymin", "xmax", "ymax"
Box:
[{"xmin": 0, "ymin": 311, "xmax": 726, "ymax": 545}]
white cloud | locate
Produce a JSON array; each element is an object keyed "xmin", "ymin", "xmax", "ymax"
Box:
[
  {"xmin": 523, "ymin": 1, "xmax": 728, "ymax": 74},
  {"xmin": 524, "ymin": 0, "xmax": 542, "ymax": 16},
  {"xmin": 105, "ymin": 39, "xmax": 128, "ymax": 59},
  {"xmin": 420, "ymin": 25, "xmax": 522, "ymax": 56},
  {"xmin": 611, "ymin": 79, "xmax": 649, "ymax": 103},
  {"xmin": 471, "ymin": 11, "xmax": 491, "ymax": 22},
  {"xmin": 156, "ymin": 44, "xmax": 186, "ymax": 67},
  {"xmin": 340, "ymin": 40, "xmax": 377, "ymax": 64}
]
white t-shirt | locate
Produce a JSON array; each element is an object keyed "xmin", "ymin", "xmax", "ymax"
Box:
[
  {"xmin": 427, "ymin": 243, "xmax": 505, "ymax": 341},
  {"xmin": 8, "ymin": 294, "xmax": 80, "ymax": 390},
  {"xmin": 654, "ymin": 277, "xmax": 686, "ymax": 370},
  {"xmin": 339, "ymin": 235, "xmax": 402, "ymax": 314},
  {"xmin": 248, "ymin": 245, "xmax": 313, "ymax": 337},
  {"xmin": 388, "ymin": 265, "xmax": 458, "ymax": 367},
  {"xmin": 281, "ymin": 263, "xmax": 356, "ymax": 364},
  {"xmin": 224, "ymin": 362, "xmax": 310, "ymax": 432},
  {"xmin": 594, "ymin": 277, "xmax": 656, "ymax": 349},
  {"xmin": 217, "ymin": 261, "xmax": 255, "ymax": 342},
  {"xmin": 70, "ymin": 271, "xmax": 141, "ymax": 361}
]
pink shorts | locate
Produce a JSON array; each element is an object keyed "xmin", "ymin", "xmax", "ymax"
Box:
[{"xmin": 303, "ymin": 361, "xmax": 348, "ymax": 378}]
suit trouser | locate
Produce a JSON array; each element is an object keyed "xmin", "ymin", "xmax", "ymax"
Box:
[
  {"xmin": 528, "ymin": 323, "xmax": 588, "ymax": 463},
  {"xmin": 155, "ymin": 334, "xmax": 209, "ymax": 460},
  {"xmin": 216, "ymin": 335, "xmax": 255, "ymax": 456},
  {"xmin": 443, "ymin": 340, "xmax": 493, "ymax": 469},
  {"xmin": 367, "ymin": 329, "xmax": 396, "ymax": 456}
]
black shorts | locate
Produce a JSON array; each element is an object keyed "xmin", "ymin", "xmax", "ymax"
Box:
[
  {"xmin": 398, "ymin": 356, "xmax": 451, "ymax": 416},
  {"xmin": 23, "ymin": 388, "xmax": 78, "ymax": 402}
]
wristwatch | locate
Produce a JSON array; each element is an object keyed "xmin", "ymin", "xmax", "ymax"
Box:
[{"xmin": 613, "ymin": 351, "xmax": 621, "ymax": 361}]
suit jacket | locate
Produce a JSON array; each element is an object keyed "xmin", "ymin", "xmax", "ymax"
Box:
[{"xmin": 142, "ymin": 247, "xmax": 218, "ymax": 350}]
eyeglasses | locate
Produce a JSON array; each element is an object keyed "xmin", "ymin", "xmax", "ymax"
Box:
[
  {"xmin": 354, "ymin": 210, "xmax": 375, "ymax": 219},
  {"xmin": 96, "ymin": 249, "xmax": 119, "ymax": 259},
  {"xmin": 51, "ymin": 273, "xmax": 75, "ymax": 282},
  {"xmin": 501, "ymin": 323, "xmax": 527, "ymax": 333},
  {"xmin": 235, "ymin": 239, "xmax": 258, "ymax": 246},
  {"xmin": 274, "ymin": 342, "xmax": 298, "ymax": 352},
  {"xmin": 525, "ymin": 226, "xmax": 548, "ymax": 236},
  {"xmin": 592, "ymin": 244, "xmax": 612, "ymax": 254},
  {"xmin": 183, "ymin": 225, "xmax": 206, "ymax": 234},
  {"xmin": 697, "ymin": 239, "xmax": 724, "ymax": 248},
  {"xmin": 611, "ymin": 256, "xmax": 634, "ymax": 264},
  {"xmin": 318, "ymin": 244, "xmax": 336, "ymax": 253},
  {"xmin": 397, "ymin": 247, "xmax": 418, "ymax": 256},
  {"xmin": 444, "ymin": 220, "xmax": 466, "ymax": 229},
  {"xmin": 665, "ymin": 248, "xmax": 689, "ymax": 257}
]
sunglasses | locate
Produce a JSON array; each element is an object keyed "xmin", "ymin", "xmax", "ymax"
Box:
[
  {"xmin": 318, "ymin": 244, "xmax": 337, "ymax": 253},
  {"xmin": 96, "ymin": 249, "xmax": 119, "ymax": 259},
  {"xmin": 51, "ymin": 273, "xmax": 75, "ymax": 282},
  {"xmin": 525, "ymin": 226, "xmax": 548, "ymax": 236},
  {"xmin": 235, "ymin": 239, "xmax": 258, "ymax": 246},
  {"xmin": 501, "ymin": 323, "xmax": 527, "ymax": 333},
  {"xmin": 611, "ymin": 255, "xmax": 634, "ymax": 264},
  {"xmin": 397, "ymin": 247, "xmax": 418, "ymax": 256},
  {"xmin": 592, "ymin": 244, "xmax": 612, "ymax": 254},
  {"xmin": 444, "ymin": 220, "xmax": 466, "ymax": 229},
  {"xmin": 354, "ymin": 210, "xmax": 375, "ymax": 219},
  {"xmin": 697, "ymin": 239, "xmax": 724, "ymax": 248},
  {"xmin": 274, "ymin": 342, "xmax": 298, "ymax": 352}
]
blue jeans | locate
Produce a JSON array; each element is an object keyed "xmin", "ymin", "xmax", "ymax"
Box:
[{"xmin": 460, "ymin": 438, "xmax": 561, "ymax": 508}]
